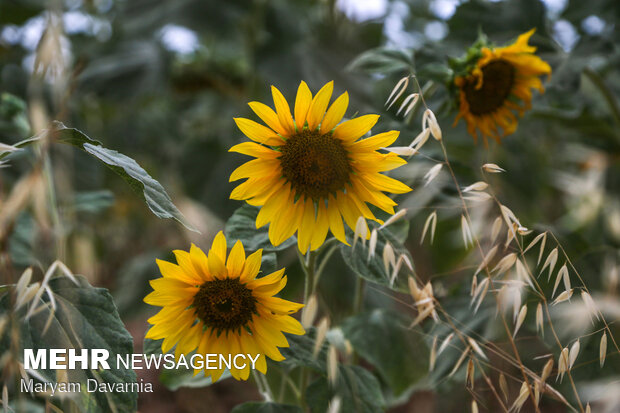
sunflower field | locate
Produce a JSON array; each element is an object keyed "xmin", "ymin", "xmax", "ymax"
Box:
[{"xmin": 1, "ymin": 0, "xmax": 619, "ymax": 412}]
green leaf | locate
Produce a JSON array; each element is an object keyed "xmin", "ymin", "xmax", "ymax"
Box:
[
  {"xmin": 225, "ymin": 204, "xmax": 296, "ymax": 252},
  {"xmin": 340, "ymin": 222, "xmax": 413, "ymax": 292},
  {"xmin": 347, "ymin": 47, "xmax": 413, "ymax": 74},
  {"xmin": 342, "ymin": 309, "xmax": 429, "ymax": 399},
  {"xmin": 306, "ymin": 366, "xmax": 385, "ymax": 413},
  {"xmin": 49, "ymin": 121, "xmax": 197, "ymax": 232},
  {"xmin": 0, "ymin": 92, "xmax": 30, "ymax": 142},
  {"xmin": 280, "ymin": 328, "xmax": 327, "ymax": 374},
  {"xmin": 143, "ymin": 336, "xmax": 164, "ymax": 356},
  {"xmin": 0, "ymin": 275, "xmax": 137, "ymax": 413},
  {"xmin": 73, "ymin": 190, "xmax": 115, "ymax": 214},
  {"xmin": 231, "ymin": 402, "xmax": 303, "ymax": 413},
  {"xmin": 261, "ymin": 252, "xmax": 278, "ymax": 275}
]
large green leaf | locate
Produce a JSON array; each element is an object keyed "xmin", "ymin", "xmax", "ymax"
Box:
[
  {"xmin": 340, "ymin": 221, "xmax": 413, "ymax": 292},
  {"xmin": 342, "ymin": 309, "xmax": 429, "ymax": 399},
  {"xmin": 48, "ymin": 121, "xmax": 196, "ymax": 231},
  {"xmin": 305, "ymin": 365, "xmax": 385, "ymax": 413},
  {"xmin": 231, "ymin": 402, "xmax": 303, "ymax": 413},
  {"xmin": 0, "ymin": 275, "xmax": 137, "ymax": 413},
  {"xmin": 279, "ymin": 328, "xmax": 327, "ymax": 374},
  {"xmin": 225, "ymin": 204, "xmax": 297, "ymax": 252}
]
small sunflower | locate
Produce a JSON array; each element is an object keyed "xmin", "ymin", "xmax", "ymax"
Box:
[
  {"xmin": 144, "ymin": 231, "xmax": 304, "ymax": 382},
  {"xmin": 453, "ymin": 29, "xmax": 551, "ymax": 144},
  {"xmin": 229, "ymin": 81, "xmax": 412, "ymax": 253}
]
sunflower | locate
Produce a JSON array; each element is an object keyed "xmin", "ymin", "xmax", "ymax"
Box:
[
  {"xmin": 229, "ymin": 81, "xmax": 412, "ymax": 253},
  {"xmin": 453, "ymin": 29, "xmax": 551, "ymax": 144},
  {"xmin": 144, "ymin": 231, "xmax": 304, "ymax": 382}
]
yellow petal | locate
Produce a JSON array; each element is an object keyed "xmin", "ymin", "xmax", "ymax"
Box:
[
  {"xmin": 333, "ymin": 114, "xmax": 380, "ymax": 142},
  {"xmin": 248, "ymin": 101, "xmax": 289, "ymax": 137},
  {"xmin": 174, "ymin": 322, "xmax": 202, "ymax": 359},
  {"xmin": 294, "ymin": 81, "xmax": 312, "ymax": 129},
  {"xmin": 327, "ymin": 195, "xmax": 348, "ymax": 245},
  {"xmin": 207, "ymin": 252, "xmax": 227, "ymax": 279},
  {"xmin": 296, "ymin": 198, "xmax": 316, "ymax": 253},
  {"xmin": 362, "ymin": 172, "xmax": 412, "ymax": 194},
  {"xmin": 274, "ymin": 315, "xmax": 305, "ymax": 335},
  {"xmin": 226, "ymin": 240, "xmax": 246, "ymax": 277},
  {"xmin": 229, "ymin": 141, "xmax": 280, "ymax": 159},
  {"xmin": 156, "ymin": 259, "xmax": 201, "ymax": 284},
  {"xmin": 271, "ymin": 86, "xmax": 296, "ymax": 136},
  {"xmin": 230, "ymin": 175, "xmax": 281, "ymax": 201},
  {"xmin": 246, "ymin": 177, "xmax": 286, "ymax": 207},
  {"xmin": 234, "ymin": 118, "xmax": 284, "ymax": 146},
  {"xmin": 256, "ymin": 184, "xmax": 291, "ymax": 228},
  {"xmin": 347, "ymin": 189, "xmax": 378, "ymax": 223},
  {"xmin": 310, "ymin": 200, "xmax": 329, "ymax": 251},
  {"xmin": 352, "ymin": 152, "xmax": 407, "ymax": 173},
  {"xmin": 229, "ymin": 158, "xmax": 281, "ymax": 182},
  {"xmin": 259, "ymin": 297, "xmax": 305, "ymax": 315},
  {"xmin": 252, "ymin": 315, "xmax": 289, "ymax": 346},
  {"xmin": 320, "ymin": 92, "xmax": 349, "ymax": 134},
  {"xmin": 352, "ymin": 130, "xmax": 400, "ymax": 151},
  {"xmin": 268, "ymin": 191, "xmax": 301, "ymax": 246},
  {"xmin": 253, "ymin": 275, "xmax": 287, "ymax": 296},
  {"xmin": 173, "ymin": 249, "xmax": 202, "ymax": 280},
  {"xmin": 336, "ymin": 190, "xmax": 365, "ymax": 232},
  {"xmin": 189, "ymin": 244, "xmax": 210, "ymax": 281},
  {"xmin": 351, "ymin": 178, "xmax": 396, "ymax": 214},
  {"xmin": 247, "ymin": 268, "xmax": 286, "ymax": 290},
  {"xmin": 144, "ymin": 290, "xmax": 192, "ymax": 307},
  {"xmin": 252, "ymin": 328, "xmax": 285, "ymax": 362},
  {"xmin": 306, "ymin": 81, "xmax": 334, "ymax": 131},
  {"xmin": 240, "ymin": 249, "xmax": 263, "ymax": 282},
  {"xmin": 210, "ymin": 231, "xmax": 227, "ymax": 263}
]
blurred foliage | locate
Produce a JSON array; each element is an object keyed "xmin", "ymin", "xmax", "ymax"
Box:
[{"xmin": 1, "ymin": 0, "xmax": 620, "ymax": 411}]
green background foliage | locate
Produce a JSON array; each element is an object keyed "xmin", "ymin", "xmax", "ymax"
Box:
[{"xmin": 1, "ymin": 0, "xmax": 619, "ymax": 411}]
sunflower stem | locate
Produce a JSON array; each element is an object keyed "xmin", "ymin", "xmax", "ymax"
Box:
[
  {"xmin": 314, "ymin": 238, "xmax": 340, "ymax": 289},
  {"xmin": 353, "ymin": 276, "xmax": 366, "ymax": 315},
  {"xmin": 300, "ymin": 250, "xmax": 318, "ymax": 304},
  {"xmin": 297, "ymin": 249, "xmax": 318, "ymax": 410},
  {"xmin": 253, "ymin": 371, "xmax": 273, "ymax": 402}
]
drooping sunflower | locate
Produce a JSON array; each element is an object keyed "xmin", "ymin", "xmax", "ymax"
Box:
[
  {"xmin": 144, "ymin": 231, "xmax": 304, "ymax": 382},
  {"xmin": 453, "ymin": 29, "xmax": 551, "ymax": 144},
  {"xmin": 229, "ymin": 81, "xmax": 412, "ymax": 253}
]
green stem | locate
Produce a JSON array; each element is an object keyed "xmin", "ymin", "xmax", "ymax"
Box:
[
  {"xmin": 583, "ymin": 67, "xmax": 620, "ymax": 127},
  {"xmin": 353, "ymin": 276, "xmax": 366, "ymax": 315},
  {"xmin": 299, "ymin": 250, "xmax": 317, "ymax": 304},
  {"xmin": 297, "ymin": 249, "xmax": 318, "ymax": 410},
  {"xmin": 42, "ymin": 149, "xmax": 64, "ymax": 261}
]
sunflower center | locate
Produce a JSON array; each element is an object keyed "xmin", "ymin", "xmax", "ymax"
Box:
[
  {"xmin": 280, "ymin": 130, "xmax": 351, "ymax": 199},
  {"xmin": 192, "ymin": 278, "xmax": 256, "ymax": 332},
  {"xmin": 463, "ymin": 59, "xmax": 515, "ymax": 116}
]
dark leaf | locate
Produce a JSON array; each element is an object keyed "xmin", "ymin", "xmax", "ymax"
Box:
[
  {"xmin": 342, "ymin": 309, "xmax": 428, "ymax": 398},
  {"xmin": 51, "ymin": 121, "xmax": 197, "ymax": 232}
]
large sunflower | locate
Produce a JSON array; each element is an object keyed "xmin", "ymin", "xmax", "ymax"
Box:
[
  {"xmin": 144, "ymin": 231, "xmax": 304, "ymax": 382},
  {"xmin": 229, "ymin": 81, "xmax": 412, "ymax": 253},
  {"xmin": 454, "ymin": 29, "xmax": 551, "ymax": 144}
]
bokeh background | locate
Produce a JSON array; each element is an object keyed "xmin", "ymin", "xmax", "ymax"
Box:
[{"xmin": 1, "ymin": 0, "xmax": 619, "ymax": 411}]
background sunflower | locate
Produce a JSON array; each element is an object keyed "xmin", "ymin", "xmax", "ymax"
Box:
[
  {"xmin": 453, "ymin": 29, "xmax": 552, "ymax": 144},
  {"xmin": 1, "ymin": 0, "xmax": 619, "ymax": 412}
]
